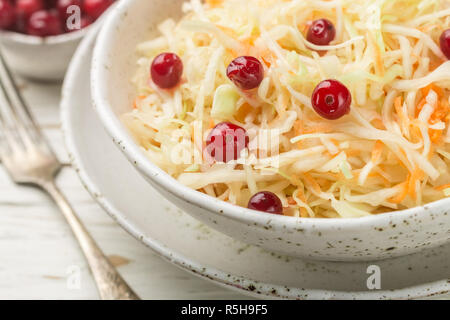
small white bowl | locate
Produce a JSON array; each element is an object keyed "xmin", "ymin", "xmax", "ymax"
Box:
[
  {"xmin": 0, "ymin": 3, "xmax": 117, "ymax": 81},
  {"xmin": 0, "ymin": 27, "xmax": 89, "ymax": 81},
  {"xmin": 91, "ymin": 0, "xmax": 450, "ymax": 261}
]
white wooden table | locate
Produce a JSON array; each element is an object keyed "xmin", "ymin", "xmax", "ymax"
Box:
[{"xmin": 0, "ymin": 78, "xmax": 247, "ymax": 300}]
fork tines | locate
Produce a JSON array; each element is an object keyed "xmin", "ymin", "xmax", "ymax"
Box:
[{"xmin": 0, "ymin": 50, "xmax": 49, "ymax": 155}]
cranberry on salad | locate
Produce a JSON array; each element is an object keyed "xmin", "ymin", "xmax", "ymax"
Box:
[
  {"xmin": 248, "ymin": 191, "xmax": 283, "ymax": 215},
  {"xmin": 206, "ymin": 122, "xmax": 249, "ymax": 163},
  {"xmin": 311, "ymin": 79, "xmax": 352, "ymax": 120},
  {"xmin": 440, "ymin": 29, "xmax": 450, "ymax": 60},
  {"xmin": 150, "ymin": 52, "xmax": 184, "ymax": 89},
  {"xmin": 227, "ymin": 56, "xmax": 264, "ymax": 90},
  {"xmin": 307, "ymin": 18, "xmax": 336, "ymax": 46}
]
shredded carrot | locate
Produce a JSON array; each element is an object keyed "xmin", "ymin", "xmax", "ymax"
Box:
[
  {"xmin": 296, "ymin": 189, "xmax": 307, "ymax": 202},
  {"xmin": 389, "ymin": 181, "xmax": 409, "ymax": 204},
  {"xmin": 389, "ymin": 163, "xmax": 424, "ymax": 204},
  {"xmin": 371, "ymin": 140, "xmax": 384, "ymax": 163},
  {"xmin": 415, "ymin": 85, "xmax": 443, "ymax": 118},
  {"xmin": 299, "ymin": 209, "xmax": 309, "ymax": 218},
  {"xmin": 435, "ymin": 184, "xmax": 450, "ymax": 191},
  {"xmin": 408, "ymin": 168, "xmax": 424, "ymax": 200},
  {"xmin": 132, "ymin": 95, "xmax": 147, "ymax": 109},
  {"xmin": 434, "ymin": 183, "xmax": 450, "ymax": 191},
  {"xmin": 316, "ymin": 178, "xmax": 330, "ymax": 187},
  {"xmin": 297, "ymin": 14, "xmax": 314, "ymax": 33},
  {"xmin": 261, "ymin": 56, "xmax": 272, "ymax": 68},
  {"xmin": 293, "ymin": 120, "xmax": 303, "ymax": 148},
  {"xmin": 330, "ymin": 138, "xmax": 339, "ymax": 147},
  {"xmin": 285, "ymin": 190, "xmax": 310, "ymax": 217},
  {"xmin": 421, "ymin": 97, "xmax": 450, "ymax": 144},
  {"xmin": 346, "ymin": 149, "xmax": 361, "ymax": 157},
  {"xmin": 235, "ymin": 103, "xmax": 253, "ymax": 123},
  {"xmin": 205, "ymin": 0, "xmax": 223, "ymax": 7},
  {"xmin": 398, "ymin": 148, "xmax": 413, "ymax": 170},
  {"xmin": 226, "ymin": 48, "xmax": 238, "ymax": 58},
  {"xmin": 410, "ymin": 123, "xmax": 422, "ymax": 143},
  {"xmin": 430, "ymin": 129, "xmax": 443, "ymax": 144},
  {"xmin": 421, "ymin": 84, "xmax": 443, "ymax": 99},
  {"xmin": 368, "ymin": 31, "xmax": 384, "ymax": 76},
  {"xmin": 303, "ymin": 173, "xmax": 322, "ymax": 194},
  {"xmin": 418, "ymin": 24, "xmax": 439, "ymax": 33},
  {"xmin": 290, "ymin": 174, "xmax": 303, "ymax": 186},
  {"xmin": 394, "ymin": 96, "xmax": 409, "ymax": 132},
  {"xmin": 303, "ymin": 123, "xmax": 333, "ymax": 134},
  {"xmin": 428, "ymin": 145, "xmax": 435, "ymax": 159},
  {"xmin": 371, "ymin": 118, "xmax": 386, "ymax": 130},
  {"xmin": 295, "ymin": 189, "xmax": 310, "ymax": 218},
  {"xmin": 208, "ymin": 119, "xmax": 216, "ymax": 129},
  {"xmin": 369, "ymin": 171, "xmax": 391, "ymax": 188},
  {"xmin": 415, "ymin": 97, "xmax": 427, "ymax": 116},
  {"xmin": 216, "ymin": 25, "xmax": 238, "ymax": 39},
  {"xmin": 432, "ymin": 98, "xmax": 450, "ymax": 122},
  {"xmin": 260, "ymin": 49, "xmax": 275, "ymax": 68}
]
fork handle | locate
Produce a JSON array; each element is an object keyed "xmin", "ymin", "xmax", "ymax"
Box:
[{"xmin": 42, "ymin": 180, "xmax": 140, "ymax": 300}]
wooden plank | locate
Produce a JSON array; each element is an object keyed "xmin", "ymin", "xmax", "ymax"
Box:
[{"xmin": 0, "ymin": 78, "xmax": 246, "ymax": 300}]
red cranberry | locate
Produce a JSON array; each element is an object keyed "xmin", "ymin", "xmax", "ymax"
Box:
[
  {"xmin": 44, "ymin": 0, "xmax": 58, "ymax": 8},
  {"xmin": 248, "ymin": 191, "xmax": 283, "ymax": 215},
  {"xmin": 0, "ymin": 0, "xmax": 16, "ymax": 30},
  {"xmin": 206, "ymin": 122, "xmax": 249, "ymax": 163},
  {"xmin": 83, "ymin": 0, "xmax": 113, "ymax": 20},
  {"xmin": 16, "ymin": 0, "xmax": 44, "ymax": 20},
  {"xmin": 27, "ymin": 9, "xmax": 63, "ymax": 36},
  {"xmin": 311, "ymin": 79, "xmax": 351, "ymax": 120},
  {"xmin": 13, "ymin": 19, "xmax": 27, "ymax": 33},
  {"xmin": 307, "ymin": 19, "xmax": 336, "ymax": 46},
  {"xmin": 80, "ymin": 15, "xmax": 93, "ymax": 28},
  {"xmin": 57, "ymin": 0, "xmax": 81, "ymax": 21},
  {"xmin": 440, "ymin": 29, "xmax": 450, "ymax": 60},
  {"xmin": 227, "ymin": 56, "xmax": 264, "ymax": 90},
  {"xmin": 150, "ymin": 52, "xmax": 183, "ymax": 89}
]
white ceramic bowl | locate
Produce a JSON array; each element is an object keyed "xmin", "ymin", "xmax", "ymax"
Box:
[
  {"xmin": 0, "ymin": 27, "xmax": 89, "ymax": 81},
  {"xmin": 91, "ymin": 0, "xmax": 450, "ymax": 261}
]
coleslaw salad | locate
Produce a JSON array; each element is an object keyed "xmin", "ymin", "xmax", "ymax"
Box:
[{"xmin": 123, "ymin": 0, "xmax": 450, "ymax": 218}]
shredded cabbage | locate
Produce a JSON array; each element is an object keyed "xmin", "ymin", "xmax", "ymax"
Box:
[
  {"xmin": 445, "ymin": 188, "xmax": 450, "ymax": 196},
  {"xmin": 123, "ymin": 0, "xmax": 450, "ymax": 218},
  {"xmin": 211, "ymin": 84, "xmax": 240, "ymax": 119}
]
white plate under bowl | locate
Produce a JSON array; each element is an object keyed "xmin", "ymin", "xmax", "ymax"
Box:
[{"xmin": 61, "ymin": 26, "xmax": 450, "ymax": 300}]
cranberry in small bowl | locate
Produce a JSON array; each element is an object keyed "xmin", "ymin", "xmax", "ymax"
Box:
[{"xmin": 0, "ymin": 0, "xmax": 115, "ymax": 80}]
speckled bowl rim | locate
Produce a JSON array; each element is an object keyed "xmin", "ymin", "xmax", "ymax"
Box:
[
  {"xmin": 62, "ymin": 26, "xmax": 450, "ymax": 299},
  {"xmin": 91, "ymin": 0, "xmax": 450, "ymax": 236}
]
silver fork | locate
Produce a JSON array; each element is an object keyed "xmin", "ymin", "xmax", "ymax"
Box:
[{"xmin": 0, "ymin": 50, "xmax": 139, "ymax": 300}]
